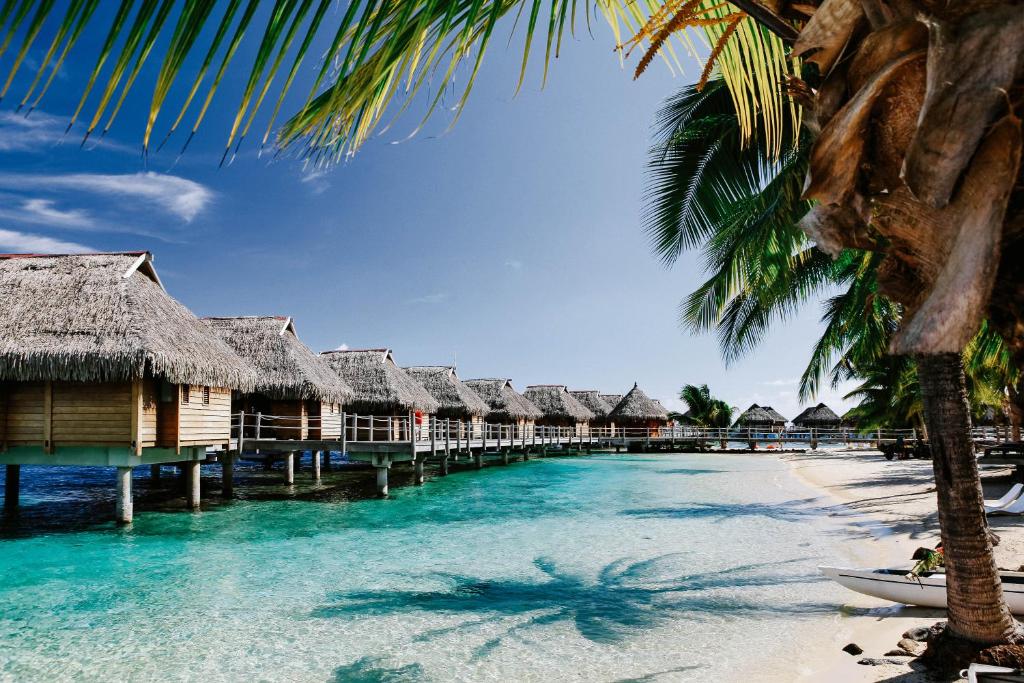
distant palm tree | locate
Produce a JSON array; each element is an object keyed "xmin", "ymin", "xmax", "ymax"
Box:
[{"xmin": 678, "ymin": 384, "xmax": 733, "ymax": 428}]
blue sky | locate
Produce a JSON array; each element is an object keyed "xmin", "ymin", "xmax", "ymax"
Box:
[{"xmin": 0, "ymin": 5, "xmax": 854, "ymax": 419}]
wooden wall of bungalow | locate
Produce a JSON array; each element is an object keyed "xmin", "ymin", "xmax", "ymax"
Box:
[
  {"xmin": 234, "ymin": 393, "xmax": 342, "ymax": 440},
  {"xmin": 535, "ymin": 415, "xmax": 590, "ymax": 436},
  {"xmin": 342, "ymin": 404, "xmax": 432, "ymax": 442},
  {"xmin": 0, "ymin": 377, "xmax": 232, "ymax": 454}
]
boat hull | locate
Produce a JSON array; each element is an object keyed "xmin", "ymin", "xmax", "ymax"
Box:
[{"xmin": 820, "ymin": 566, "xmax": 1024, "ymax": 615}]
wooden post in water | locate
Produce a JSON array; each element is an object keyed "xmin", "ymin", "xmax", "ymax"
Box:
[
  {"xmin": 375, "ymin": 457, "xmax": 390, "ymax": 497},
  {"xmin": 341, "ymin": 411, "xmax": 348, "ymax": 459},
  {"xmin": 312, "ymin": 450, "xmax": 321, "ymax": 481},
  {"xmin": 115, "ymin": 465, "xmax": 132, "ymax": 524},
  {"xmin": 284, "ymin": 452, "xmax": 295, "ymax": 486},
  {"xmin": 222, "ymin": 452, "xmax": 234, "ymax": 498},
  {"xmin": 150, "ymin": 464, "xmax": 161, "ymax": 480},
  {"xmin": 185, "ymin": 458, "xmax": 201, "ymax": 510}
]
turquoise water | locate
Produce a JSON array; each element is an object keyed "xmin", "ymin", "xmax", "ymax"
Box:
[{"xmin": 0, "ymin": 454, "xmax": 856, "ymax": 682}]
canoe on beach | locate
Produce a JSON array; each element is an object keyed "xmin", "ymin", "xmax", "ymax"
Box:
[{"xmin": 820, "ymin": 566, "xmax": 1024, "ymax": 614}]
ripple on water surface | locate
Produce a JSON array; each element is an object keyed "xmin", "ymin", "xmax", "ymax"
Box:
[{"xmin": 0, "ymin": 454, "xmax": 856, "ymax": 682}]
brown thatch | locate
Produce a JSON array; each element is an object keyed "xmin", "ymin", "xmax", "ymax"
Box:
[
  {"xmin": 601, "ymin": 394, "xmax": 624, "ymax": 411},
  {"xmin": 0, "ymin": 252, "xmax": 257, "ymax": 390},
  {"xmin": 609, "ymin": 383, "xmax": 669, "ymax": 423},
  {"xmin": 464, "ymin": 378, "xmax": 543, "ymax": 421},
  {"xmin": 792, "ymin": 403, "xmax": 841, "ymax": 427},
  {"xmin": 404, "ymin": 366, "xmax": 489, "ymax": 419},
  {"xmin": 319, "ymin": 348, "xmax": 439, "ymax": 414},
  {"xmin": 734, "ymin": 403, "xmax": 787, "ymax": 428},
  {"xmin": 569, "ymin": 390, "xmax": 613, "ymax": 418},
  {"xmin": 205, "ymin": 316, "xmax": 353, "ymax": 403},
  {"xmin": 523, "ymin": 385, "xmax": 594, "ymax": 422}
]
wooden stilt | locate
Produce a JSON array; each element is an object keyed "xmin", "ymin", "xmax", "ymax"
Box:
[
  {"xmin": 323, "ymin": 449, "xmax": 332, "ymax": 472},
  {"xmin": 284, "ymin": 452, "xmax": 295, "ymax": 485},
  {"xmin": 312, "ymin": 450, "xmax": 321, "ymax": 481},
  {"xmin": 186, "ymin": 460, "xmax": 201, "ymax": 510},
  {"xmin": 414, "ymin": 458, "xmax": 425, "ymax": 485},
  {"xmin": 376, "ymin": 464, "xmax": 389, "ymax": 497},
  {"xmin": 150, "ymin": 464, "xmax": 161, "ymax": 480},
  {"xmin": 115, "ymin": 466, "xmax": 133, "ymax": 524},
  {"xmin": 4, "ymin": 464, "xmax": 20, "ymax": 511},
  {"xmin": 222, "ymin": 453, "xmax": 234, "ymax": 498}
]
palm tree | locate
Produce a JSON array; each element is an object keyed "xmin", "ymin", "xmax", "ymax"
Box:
[{"xmin": 678, "ymin": 384, "xmax": 733, "ymax": 427}]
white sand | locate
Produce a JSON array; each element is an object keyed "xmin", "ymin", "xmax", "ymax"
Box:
[{"xmin": 779, "ymin": 448, "xmax": 1024, "ymax": 682}]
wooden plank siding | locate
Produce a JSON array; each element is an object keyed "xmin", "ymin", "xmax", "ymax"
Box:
[
  {"xmin": 3, "ymin": 382, "xmax": 44, "ymax": 445},
  {"xmin": 178, "ymin": 386, "xmax": 231, "ymax": 447},
  {"xmin": 269, "ymin": 400, "xmax": 308, "ymax": 440},
  {"xmin": 51, "ymin": 381, "xmax": 132, "ymax": 446},
  {"xmin": 310, "ymin": 401, "xmax": 342, "ymax": 440}
]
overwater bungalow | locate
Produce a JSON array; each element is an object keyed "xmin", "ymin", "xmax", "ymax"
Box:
[
  {"xmin": 791, "ymin": 403, "xmax": 841, "ymax": 431},
  {"xmin": 608, "ymin": 383, "xmax": 670, "ymax": 436},
  {"xmin": 523, "ymin": 385, "xmax": 594, "ymax": 436},
  {"xmin": 601, "ymin": 394, "xmax": 624, "ymax": 411},
  {"xmin": 734, "ymin": 404, "xmax": 787, "ymax": 432},
  {"xmin": 405, "ymin": 366, "xmax": 489, "ymax": 438},
  {"xmin": 204, "ymin": 316, "xmax": 353, "ymax": 440},
  {"xmin": 570, "ymin": 390, "xmax": 614, "ymax": 434},
  {"xmin": 464, "ymin": 378, "xmax": 543, "ymax": 438},
  {"xmin": 319, "ymin": 349, "xmax": 438, "ymax": 441},
  {"xmin": 0, "ymin": 252, "xmax": 257, "ymax": 522}
]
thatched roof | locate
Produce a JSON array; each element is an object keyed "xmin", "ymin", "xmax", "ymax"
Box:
[
  {"xmin": 601, "ymin": 394, "xmax": 624, "ymax": 411},
  {"xmin": 319, "ymin": 349, "xmax": 439, "ymax": 414},
  {"xmin": 463, "ymin": 378, "xmax": 543, "ymax": 421},
  {"xmin": 735, "ymin": 403, "xmax": 787, "ymax": 426},
  {"xmin": 609, "ymin": 383, "xmax": 669, "ymax": 422},
  {"xmin": 205, "ymin": 316, "xmax": 353, "ymax": 403},
  {"xmin": 0, "ymin": 252, "xmax": 257, "ymax": 389},
  {"xmin": 792, "ymin": 403, "xmax": 841, "ymax": 427},
  {"xmin": 523, "ymin": 385, "xmax": 594, "ymax": 422},
  {"xmin": 404, "ymin": 366, "xmax": 489, "ymax": 418},
  {"xmin": 569, "ymin": 390, "xmax": 613, "ymax": 418}
]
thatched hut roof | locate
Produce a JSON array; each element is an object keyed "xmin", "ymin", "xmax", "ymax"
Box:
[
  {"xmin": 463, "ymin": 378, "xmax": 543, "ymax": 421},
  {"xmin": 601, "ymin": 394, "xmax": 624, "ymax": 411},
  {"xmin": 523, "ymin": 385, "xmax": 595, "ymax": 422},
  {"xmin": 205, "ymin": 316, "xmax": 353, "ymax": 403},
  {"xmin": 404, "ymin": 366, "xmax": 489, "ymax": 419},
  {"xmin": 792, "ymin": 403, "xmax": 841, "ymax": 427},
  {"xmin": 319, "ymin": 349, "xmax": 439, "ymax": 414},
  {"xmin": 609, "ymin": 383, "xmax": 669, "ymax": 422},
  {"xmin": 0, "ymin": 252, "xmax": 257, "ymax": 390},
  {"xmin": 569, "ymin": 390, "xmax": 613, "ymax": 418},
  {"xmin": 734, "ymin": 403, "xmax": 787, "ymax": 426}
]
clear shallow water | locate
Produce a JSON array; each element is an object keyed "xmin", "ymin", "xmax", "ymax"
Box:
[{"xmin": 0, "ymin": 454, "xmax": 857, "ymax": 682}]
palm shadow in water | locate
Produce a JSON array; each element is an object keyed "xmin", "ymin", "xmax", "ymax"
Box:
[
  {"xmin": 620, "ymin": 497, "xmax": 824, "ymax": 523},
  {"xmin": 313, "ymin": 555, "xmax": 834, "ymax": 659},
  {"xmin": 656, "ymin": 468, "xmax": 729, "ymax": 475},
  {"xmin": 330, "ymin": 656, "xmax": 425, "ymax": 682}
]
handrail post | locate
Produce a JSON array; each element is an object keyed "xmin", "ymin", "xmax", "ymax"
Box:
[
  {"xmin": 341, "ymin": 411, "xmax": 348, "ymax": 456},
  {"xmin": 237, "ymin": 411, "xmax": 245, "ymax": 453},
  {"xmin": 255, "ymin": 412, "xmax": 262, "ymax": 440}
]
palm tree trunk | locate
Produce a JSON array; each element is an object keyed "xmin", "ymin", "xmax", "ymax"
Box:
[
  {"xmin": 916, "ymin": 353, "xmax": 1019, "ymax": 645},
  {"xmin": 1008, "ymin": 380, "xmax": 1023, "ymax": 443}
]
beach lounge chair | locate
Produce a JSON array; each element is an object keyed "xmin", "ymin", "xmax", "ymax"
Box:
[
  {"xmin": 962, "ymin": 663, "xmax": 1024, "ymax": 682},
  {"xmin": 988, "ymin": 492, "xmax": 1024, "ymax": 515},
  {"xmin": 985, "ymin": 484, "xmax": 1024, "ymax": 512}
]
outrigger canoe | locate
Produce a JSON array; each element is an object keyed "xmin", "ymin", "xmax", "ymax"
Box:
[{"xmin": 820, "ymin": 566, "xmax": 1024, "ymax": 614}]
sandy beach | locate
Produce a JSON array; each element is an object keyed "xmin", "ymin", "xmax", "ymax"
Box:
[{"xmin": 781, "ymin": 448, "xmax": 1024, "ymax": 682}]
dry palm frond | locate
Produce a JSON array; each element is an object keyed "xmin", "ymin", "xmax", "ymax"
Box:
[
  {"xmin": 696, "ymin": 11, "xmax": 743, "ymax": 90},
  {"xmin": 633, "ymin": 4, "xmax": 740, "ymax": 80}
]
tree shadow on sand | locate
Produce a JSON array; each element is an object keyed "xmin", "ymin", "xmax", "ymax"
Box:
[{"xmin": 313, "ymin": 555, "xmax": 834, "ymax": 660}]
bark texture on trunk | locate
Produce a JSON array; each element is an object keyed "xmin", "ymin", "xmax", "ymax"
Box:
[{"xmin": 917, "ymin": 353, "xmax": 1019, "ymax": 644}]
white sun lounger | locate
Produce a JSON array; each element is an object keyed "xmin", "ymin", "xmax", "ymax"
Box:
[
  {"xmin": 989, "ymin": 491, "xmax": 1024, "ymax": 515},
  {"xmin": 963, "ymin": 663, "xmax": 1024, "ymax": 682},
  {"xmin": 985, "ymin": 483, "xmax": 1024, "ymax": 513}
]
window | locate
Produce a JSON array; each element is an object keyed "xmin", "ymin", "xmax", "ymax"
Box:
[
  {"xmin": 182, "ymin": 385, "xmax": 190, "ymax": 404},
  {"xmin": 203, "ymin": 386, "xmax": 210, "ymax": 405}
]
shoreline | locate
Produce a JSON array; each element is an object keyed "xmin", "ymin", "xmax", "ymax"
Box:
[{"xmin": 777, "ymin": 447, "xmax": 1024, "ymax": 682}]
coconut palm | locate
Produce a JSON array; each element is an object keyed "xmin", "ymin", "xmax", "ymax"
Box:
[
  {"xmin": 678, "ymin": 384, "xmax": 733, "ymax": 427},
  {"xmin": 644, "ymin": 1, "xmax": 1024, "ymax": 662}
]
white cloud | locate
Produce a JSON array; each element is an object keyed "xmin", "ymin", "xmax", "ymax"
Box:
[
  {"xmin": 504, "ymin": 259, "xmax": 523, "ymax": 271},
  {"xmin": 335, "ymin": 343, "xmax": 349, "ymax": 351},
  {"xmin": 0, "ymin": 228, "xmax": 93, "ymax": 254},
  {"xmin": 0, "ymin": 111, "xmax": 129, "ymax": 153},
  {"xmin": 0, "ymin": 198, "xmax": 94, "ymax": 228},
  {"xmin": 408, "ymin": 293, "xmax": 448, "ymax": 305},
  {"xmin": 0, "ymin": 172, "xmax": 214, "ymax": 222},
  {"xmin": 761, "ymin": 378, "xmax": 798, "ymax": 386}
]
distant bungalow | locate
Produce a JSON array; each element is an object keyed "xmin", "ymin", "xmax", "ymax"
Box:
[
  {"xmin": 570, "ymin": 390, "xmax": 614, "ymax": 433},
  {"xmin": 319, "ymin": 349, "xmax": 438, "ymax": 441},
  {"xmin": 464, "ymin": 378, "xmax": 543, "ymax": 438},
  {"xmin": 609, "ymin": 383, "xmax": 669, "ymax": 435},
  {"xmin": 791, "ymin": 403, "xmax": 841, "ymax": 430},
  {"xmin": 405, "ymin": 366, "xmax": 489, "ymax": 437},
  {"xmin": 0, "ymin": 252, "xmax": 257, "ymax": 523},
  {"xmin": 734, "ymin": 404, "xmax": 787, "ymax": 431},
  {"xmin": 601, "ymin": 394, "xmax": 624, "ymax": 411},
  {"xmin": 205, "ymin": 316, "xmax": 353, "ymax": 441},
  {"xmin": 524, "ymin": 385, "xmax": 595, "ymax": 436}
]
